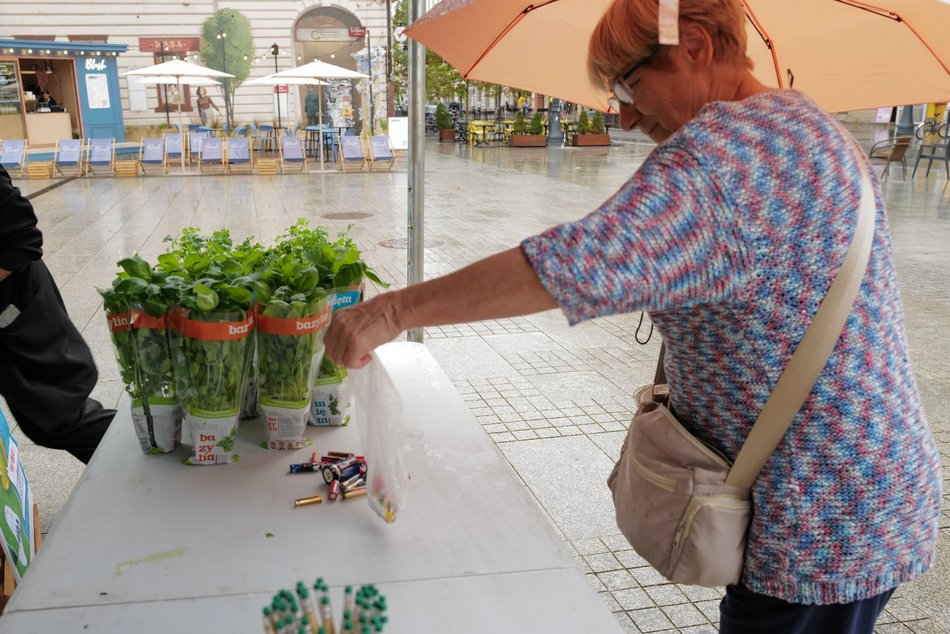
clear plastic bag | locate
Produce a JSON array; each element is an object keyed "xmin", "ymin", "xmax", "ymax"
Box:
[{"xmin": 341, "ymin": 353, "xmax": 411, "ymax": 523}]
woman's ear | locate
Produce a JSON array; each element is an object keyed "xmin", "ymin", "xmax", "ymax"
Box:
[{"xmin": 679, "ymin": 22, "xmax": 714, "ymax": 68}]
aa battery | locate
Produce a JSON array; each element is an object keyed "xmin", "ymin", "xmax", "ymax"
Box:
[{"xmin": 294, "ymin": 495, "xmax": 323, "ymax": 507}]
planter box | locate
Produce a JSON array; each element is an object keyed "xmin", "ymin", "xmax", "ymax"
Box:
[
  {"xmin": 439, "ymin": 129, "xmax": 455, "ymax": 142},
  {"xmin": 574, "ymin": 134, "xmax": 611, "ymax": 147},
  {"xmin": 510, "ymin": 135, "xmax": 548, "ymax": 147}
]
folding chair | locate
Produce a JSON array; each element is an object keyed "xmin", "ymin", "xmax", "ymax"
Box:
[
  {"xmin": 368, "ymin": 136, "xmax": 396, "ymax": 171},
  {"xmin": 197, "ymin": 136, "xmax": 225, "ymax": 173},
  {"xmin": 338, "ymin": 135, "xmax": 367, "ymax": 172},
  {"xmin": 84, "ymin": 138, "xmax": 115, "ymax": 176},
  {"xmin": 0, "ymin": 140, "xmax": 28, "ymax": 177},
  {"xmin": 226, "ymin": 136, "xmax": 253, "ymax": 174},
  {"xmin": 53, "ymin": 139, "xmax": 84, "ymax": 177},
  {"xmin": 163, "ymin": 133, "xmax": 183, "ymax": 173},
  {"xmin": 278, "ymin": 135, "xmax": 307, "ymax": 173},
  {"xmin": 188, "ymin": 131, "xmax": 210, "ymax": 166},
  {"xmin": 139, "ymin": 138, "xmax": 165, "ymax": 175}
]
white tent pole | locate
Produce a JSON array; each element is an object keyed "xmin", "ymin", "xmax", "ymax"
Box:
[
  {"xmin": 318, "ymin": 84, "xmax": 325, "ymax": 171},
  {"xmin": 407, "ymin": 0, "xmax": 426, "ymax": 343},
  {"xmin": 178, "ymin": 76, "xmax": 186, "ymax": 171}
]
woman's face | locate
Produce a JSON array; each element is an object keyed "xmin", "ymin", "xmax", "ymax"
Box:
[{"xmin": 614, "ymin": 26, "xmax": 717, "ymax": 143}]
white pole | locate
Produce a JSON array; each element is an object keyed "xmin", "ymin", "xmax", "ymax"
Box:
[
  {"xmin": 407, "ymin": 0, "xmax": 426, "ymax": 343},
  {"xmin": 318, "ymin": 83, "xmax": 325, "ymax": 171},
  {"xmin": 178, "ymin": 76, "xmax": 186, "ymax": 172}
]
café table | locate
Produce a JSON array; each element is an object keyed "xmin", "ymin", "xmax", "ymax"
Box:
[{"xmin": 0, "ymin": 343, "xmax": 623, "ymax": 633}]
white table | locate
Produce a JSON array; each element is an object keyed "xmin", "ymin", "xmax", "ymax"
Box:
[{"xmin": 0, "ymin": 343, "xmax": 622, "ymax": 633}]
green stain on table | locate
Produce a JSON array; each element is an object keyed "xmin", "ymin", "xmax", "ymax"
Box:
[
  {"xmin": 265, "ymin": 532, "xmax": 274, "ymax": 538},
  {"xmin": 113, "ymin": 547, "xmax": 189, "ymax": 577}
]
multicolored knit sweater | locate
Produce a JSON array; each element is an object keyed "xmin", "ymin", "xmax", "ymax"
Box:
[{"xmin": 521, "ymin": 90, "xmax": 941, "ymax": 605}]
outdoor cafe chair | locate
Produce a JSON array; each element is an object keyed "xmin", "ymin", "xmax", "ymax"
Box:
[
  {"xmin": 53, "ymin": 139, "xmax": 84, "ymax": 177},
  {"xmin": 912, "ymin": 135, "xmax": 950, "ymax": 179},
  {"xmin": 868, "ymin": 136, "xmax": 911, "ymax": 180},
  {"xmin": 277, "ymin": 135, "xmax": 307, "ymax": 173},
  {"xmin": 226, "ymin": 137, "xmax": 253, "ymax": 174},
  {"xmin": 188, "ymin": 131, "xmax": 210, "ymax": 166},
  {"xmin": 368, "ymin": 136, "xmax": 396, "ymax": 171},
  {"xmin": 257, "ymin": 125, "xmax": 276, "ymax": 153},
  {"xmin": 139, "ymin": 138, "xmax": 165, "ymax": 175},
  {"xmin": 84, "ymin": 138, "xmax": 115, "ymax": 176},
  {"xmin": 0, "ymin": 140, "xmax": 28, "ymax": 177},
  {"xmin": 338, "ymin": 135, "xmax": 367, "ymax": 172},
  {"xmin": 197, "ymin": 136, "xmax": 225, "ymax": 173},
  {"xmin": 163, "ymin": 133, "xmax": 184, "ymax": 172}
]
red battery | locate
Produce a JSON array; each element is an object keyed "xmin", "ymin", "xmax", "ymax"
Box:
[{"xmin": 328, "ymin": 479, "xmax": 341, "ymax": 501}]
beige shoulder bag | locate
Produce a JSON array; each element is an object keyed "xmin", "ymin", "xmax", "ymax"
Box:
[{"xmin": 607, "ymin": 163, "xmax": 876, "ymax": 587}]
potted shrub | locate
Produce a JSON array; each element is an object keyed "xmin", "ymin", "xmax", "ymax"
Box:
[
  {"xmin": 435, "ymin": 103, "xmax": 455, "ymax": 141},
  {"xmin": 575, "ymin": 110, "xmax": 610, "ymax": 146},
  {"xmin": 510, "ymin": 111, "xmax": 548, "ymax": 147}
]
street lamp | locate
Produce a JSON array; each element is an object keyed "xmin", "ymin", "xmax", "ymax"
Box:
[
  {"xmin": 271, "ymin": 43, "xmax": 281, "ymax": 129},
  {"xmin": 216, "ymin": 30, "xmax": 232, "ymax": 128}
]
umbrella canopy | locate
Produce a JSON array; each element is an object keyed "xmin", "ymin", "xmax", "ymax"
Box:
[
  {"xmin": 140, "ymin": 75, "xmax": 221, "ymax": 87},
  {"xmin": 405, "ymin": 0, "xmax": 950, "ymax": 114},
  {"xmin": 123, "ymin": 60, "xmax": 234, "ymax": 170},
  {"xmin": 244, "ymin": 74, "xmax": 328, "ymax": 86},
  {"xmin": 270, "ymin": 60, "xmax": 367, "ymax": 81},
  {"xmin": 267, "ymin": 62, "xmax": 368, "ymax": 170},
  {"xmin": 122, "ymin": 59, "xmax": 234, "ymax": 79}
]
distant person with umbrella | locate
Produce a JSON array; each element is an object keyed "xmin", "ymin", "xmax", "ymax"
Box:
[{"xmin": 324, "ymin": 0, "xmax": 941, "ymax": 632}]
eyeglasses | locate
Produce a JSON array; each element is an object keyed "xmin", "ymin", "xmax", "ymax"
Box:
[{"xmin": 607, "ymin": 49, "xmax": 658, "ymax": 112}]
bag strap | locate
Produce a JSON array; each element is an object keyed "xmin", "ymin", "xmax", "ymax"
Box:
[{"xmin": 724, "ymin": 161, "xmax": 876, "ymax": 488}]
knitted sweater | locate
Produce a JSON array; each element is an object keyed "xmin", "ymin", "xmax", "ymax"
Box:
[{"xmin": 521, "ymin": 90, "xmax": 942, "ymax": 605}]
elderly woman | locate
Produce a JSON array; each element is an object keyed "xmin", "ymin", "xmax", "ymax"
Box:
[{"xmin": 323, "ymin": 0, "xmax": 941, "ymax": 630}]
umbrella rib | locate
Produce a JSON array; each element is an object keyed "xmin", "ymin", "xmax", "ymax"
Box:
[
  {"xmin": 462, "ymin": 0, "xmax": 561, "ymax": 78},
  {"xmin": 740, "ymin": 0, "xmax": 784, "ymax": 89},
  {"xmin": 838, "ymin": 0, "xmax": 950, "ymax": 77}
]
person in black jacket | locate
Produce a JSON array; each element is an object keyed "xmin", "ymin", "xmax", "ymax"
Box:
[{"xmin": 0, "ymin": 165, "xmax": 114, "ymax": 463}]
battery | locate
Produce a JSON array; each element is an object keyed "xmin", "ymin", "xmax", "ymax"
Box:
[{"xmin": 328, "ymin": 480, "xmax": 341, "ymax": 501}]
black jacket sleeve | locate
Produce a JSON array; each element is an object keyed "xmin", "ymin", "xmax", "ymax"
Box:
[{"xmin": 0, "ymin": 165, "xmax": 43, "ymax": 271}]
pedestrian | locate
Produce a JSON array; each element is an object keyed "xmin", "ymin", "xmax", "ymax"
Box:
[
  {"xmin": 323, "ymin": 0, "xmax": 941, "ymax": 632},
  {"xmin": 0, "ymin": 166, "xmax": 115, "ymax": 463},
  {"xmin": 195, "ymin": 86, "xmax": 219, "ymax": 127}
]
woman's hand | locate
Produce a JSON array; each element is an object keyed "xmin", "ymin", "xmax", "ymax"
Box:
[{"xmin": 324, "ymin": 293, "xmax": 404, "ymax": 369}]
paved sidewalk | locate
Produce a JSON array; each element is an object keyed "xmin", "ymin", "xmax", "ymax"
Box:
[{"xmin": 4, "ymin": 128, "xmax": 948, "ymax": 633}]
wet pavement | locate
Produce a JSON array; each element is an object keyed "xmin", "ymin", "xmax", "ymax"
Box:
[{"xmin": 4, "ymin": 124, "xmax": 949, "ymax": 633}]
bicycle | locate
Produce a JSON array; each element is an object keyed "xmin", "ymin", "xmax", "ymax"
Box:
[{"xmin": 914, "ymin": 117, "xmax": 949, "ymax": 140}]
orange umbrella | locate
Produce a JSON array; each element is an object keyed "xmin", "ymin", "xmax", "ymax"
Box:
[{"xmin": 405, "ymin": 0, "xmax": 950, "ymax": 113}]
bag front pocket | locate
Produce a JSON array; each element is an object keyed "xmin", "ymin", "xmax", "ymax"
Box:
[
  {"xmin": 630, "ymin": 455, "xmax": 677, "ymax": 493},
  {"xmin": 667, "ymin": 494, "xmax": 751, "ymax": 586}
]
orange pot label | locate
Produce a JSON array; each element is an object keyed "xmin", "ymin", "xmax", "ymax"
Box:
[
  {"xmin": 257, "ymin": 306, "xmax": 331, "ymax": 336},
  {"xmin": 178, "ymin": 314, "xmax": 255, "ymax": 341}
]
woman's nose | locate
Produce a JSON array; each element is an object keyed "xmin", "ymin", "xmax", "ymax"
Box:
[{"xmin": 619, "ymin": 104, "xmax": 643, "ymax": 131}]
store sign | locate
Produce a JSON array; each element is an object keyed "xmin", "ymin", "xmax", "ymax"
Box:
[
  {"xmin": 274, "ymin": 85, "xmax": 288, "ymax": 94},
  {"xmin": 295, "ymin": 28, "xmax": 357, "ymax": 42},
  {"xmin": 138, "ymin": 37, "xmax": 200, "ymax": 53},
  {"xmin": 348, "ymin": 26, "xmax": 366, "ymax": 38},
  {"xmin": 85, "ymin": 58, "xmax": 107, "ymax": 71}
]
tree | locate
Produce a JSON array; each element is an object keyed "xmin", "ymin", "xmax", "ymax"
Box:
[{"xmin": 200, "ymin": 9, "xmax": 254, "ymax": 126}]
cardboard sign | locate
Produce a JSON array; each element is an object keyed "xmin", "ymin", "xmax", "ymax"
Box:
[
  {"xmin": 0, "ymin": 409, "xmax": 35, "ymax": 582},
  {"xmin": 370, "ymin": 136, "xmax": 392, "ymax": 159},
  {"xmin": 142, "ymin": 138, "xmax": 164, "ymax": 162},
  {"xmin": 340, "ymin": 136, "xmax": 364, "ymax": 160},
  {"xmin": 388, "ymin": 117, "xmax": 408, "ymax": 150},
  {"xmin": 57, "ymin": 140, "xmax": 82, "ymax": 164},
  {"xmin": 89, "ymin": 140, "xmax": 112, "ymax": 164}
]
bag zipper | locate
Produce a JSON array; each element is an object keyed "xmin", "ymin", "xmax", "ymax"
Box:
[
  {"xmin": 671, "ymin": 494, "xmax": 749, "ymax": 549},
  {"xmin": 630, "ymin": 455, "xmax": 677, "ymax": 493}
]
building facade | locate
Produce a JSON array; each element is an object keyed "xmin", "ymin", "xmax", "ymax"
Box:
[{"xmin": 0, "ymin": 1, "xmax": 439, "ymax": 134}]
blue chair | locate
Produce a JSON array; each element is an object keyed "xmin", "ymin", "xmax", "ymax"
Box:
[
  {"xmin": 163, "ymin": 133, "xmax": 183, "ymax": 171},
  {"xmin": 54, "ymin": 139, "xmax": 84, "ymax": 176},
  {"xmin": 231, "ymin": 124, "xmax": 248, "ymax": 137},
  {"xmin": 321, "ymin": 126, "xmax": 341, "ymax": 162},
  {"xmin": 139, "ymin": 137, "xmax": 165, "ymax": 174},
  {"xmin": 189, "ymin": 131, "xmax": 210, "ymax": 165},
  {"xmin": 278, "ymin": 135, "xmax": 307, "ymax": 173},
  {"xmin": 226, "ymin": 137, "xmax": 252, "ymax": 173},
  {"xmin": 197, "ymin": 136, "xmax": 225, "ymax": 173},
  {"xmin": 0, "ymin": 140, "xmax": 28, "ymax": 176},
  {"xmin": 257, "ymin": 125, "xmax": 276, "ymax": 152},
  {"xmin": 85, "ymin": 138, "xmax": 115, "ymax": 176},
  {"xmin": 188, "ymin": 124, "xmax": 202, "ymax": 132}
]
